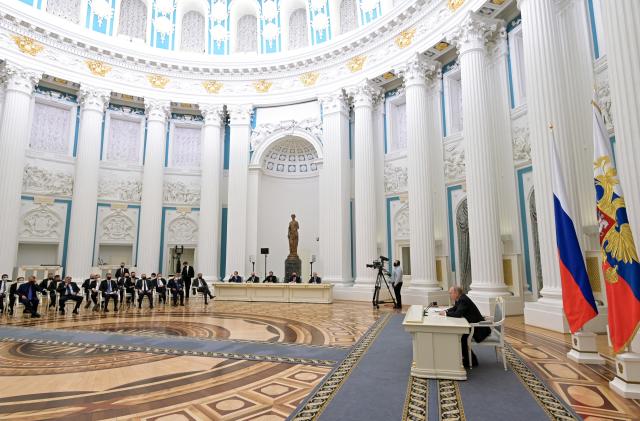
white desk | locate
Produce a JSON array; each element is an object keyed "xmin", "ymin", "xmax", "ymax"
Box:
[
  {"xmin": 403, "ymin": 305, "xmax": 470, "ymax": 380},
  {"xmin": 212, "ymin": 282, "xmax": 333, "ymax": 304}
]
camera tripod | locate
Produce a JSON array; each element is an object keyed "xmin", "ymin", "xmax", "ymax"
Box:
[{"xmin": 372, "ymin": 266, "xmax": 397, "ymax": 309}]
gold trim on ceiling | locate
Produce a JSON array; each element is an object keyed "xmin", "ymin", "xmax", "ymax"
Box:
[
  {"xmin": 202, "ymin": 80, "xmax": 223, "ymax": 94},
  {"xmin": 300, "ymin": 72, "xmax": 319, "ymax": 87},
  {"xmin": 85, "ymin": 60, "xmax": 112, "ymax": 77},
  {"xmin": 346, "ymin": 55, "xmax": 367, "ymax": 73},
  {"xmin": 147, "ymin": 74, "xmax": 170, "ymax": 89},
  {"xmin": 395, "ymin": 28, "xmax": 416, "ymax": 49},
  {"xmin": 11, "ymin": 35, "xmax": 44, "ymax": 56},
  {"xmin": 254, "ymin": 80, "xmax": 272, "ymax": 93}
]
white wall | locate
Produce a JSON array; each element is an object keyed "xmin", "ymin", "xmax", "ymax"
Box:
[
  {"xmin": 17, "ymin": 243, "xmax": 59, "ymax": 267},
  {"xmin": 257, "ymin": 174, "xmax": 319, "ymax": 280},
  {"xmin": 254, "ymin": 101, "xmax": 321, "ymax": 125}
]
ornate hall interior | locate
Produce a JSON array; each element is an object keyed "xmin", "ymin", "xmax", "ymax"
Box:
[{"xmin": 0, "ymin": 0, "xmax": 640, "ymax": 419}]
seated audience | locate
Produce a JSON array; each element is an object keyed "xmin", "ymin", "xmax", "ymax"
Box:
[
  {"xmin": 17, "ymin": 275, "xmax": 42, "ymax": 318},
  {"xmin": 99, "ymin": 276, "xmax": 119, "ymax": 312},
  {"xmin": 263, "ymin": 271, "xmax": 278, "ymax": 283},
  {"xmin": 308, "ymin": 272, "xmax": 321, "ymax": 284},
  {"xmin": 440, "ymin": 286, "xmax": 491, "ymax": 368},
  {"xmin": 81, "ymin": 274, "xmax": 99, "ymax": 310},
  {"xmin": 7, "ymin": 276, "xmax": 21, "ymax": 316},
  {"xmin": 57, "ymin": 276, "xmax": 83, "ymax": 315},
  {"xmin": 168, "ymin": 274, "xmax": 185, "ymax": 306},
  {"xmin": 246, "ymin": 272, "xmax": 260, "ymax": 283},
  {"xmin": 229, "ymin": 271, "xmax": 243, "ymax": 283},
  {"xmin": 155, "ymin": 273, "xmax": 167, "ymax": 304},
  {"xmin": 287, "ymin": 272, "xmax": 302, "ymax": 283},
  {"xmin": 136, "ymin": 273, "xmax": 154, "ymax": 309},
  {"xmin": 194, "ymin": 273, "xmax": 215, "ymax": 304},
  {"xmin": 0, "ymin": 274, "xmax": 10, "ymax": 313}
]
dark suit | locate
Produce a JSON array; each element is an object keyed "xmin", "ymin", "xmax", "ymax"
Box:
[
  {"xmin": 229, "ymin": 275, "xmax": 243, "ymax": 283},
  {"xmin": 57, "ymin": 282, "xmax": 83, "ymax": 312},
  {"xmin": 81, "ymin": 278, "xmax": 99, "ymax": 308},
  {"xmin": 124, "ymin": 277, "xmax": 137, "ymax": 304},
  {"xmin": 115, "ymin": 267, "xmax": 129, "ymax": 278},
  {"xmin": 246, "ymin": 275, "xmax": 260, "ymax": 283},
  {"xmin": 155, "ymin": 277, "xmax": 167, "ymax": 304},
  {"xmin": 0, "ymin": 280, "xmax": 10, "ymax": 312},
  {"xmin": 446, "ymin": 294, "xmax": 491, "ymax": 367},
  {"xmin": 99, "ymin": 279, "xmax": 119, "ymax": 310},
  {"xmin": 287, "ymin": 275, "xmax": 302, "ymax": 284},
  {"xmin": 39, "ymin": 277, "xmax": 58, "ymax": 307},
  {"xmin": 17, "ymin": 282, "xmax": 42, "ymax": 316},
  {"xmin": 117, "ymin": 277, "xmax": 126, "ymax": 304},
  {"xmin": 168, "ymin": 278, "xmax": 185, "ymax": 305},
  {"xmin": 264, "ymin": 275, "xmax": 278, "ymax": 283},
  {"xmin": 181, "ymin": 266, "xmax": 195, "ymax": 298},
  {"xmin": 135, "ymin": 278, "xmax": 154, "ymax": 308},
  {"xmin": 7, "ymin": 282, "xmax": 18, "ymax": 314},
  {"xmin": 308, "ymin": 276, "xmax": 321, "ymax": 284},
  {"xmin": 194, "ymin": 277, "xmax": 213, "ymax": 304}
]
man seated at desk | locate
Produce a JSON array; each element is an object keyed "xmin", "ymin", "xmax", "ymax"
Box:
[
  {"xmin": 246, "ymin": 272, "xmax": 260, "ymax": 283},
  {"xmin": 229, "ymin": 271, "xmax": 243, "ymax": 283},
  {"xmin": 287, "ymin": 272, "xmax": 302, "ymax": 283},
  {"xmin": 440, "ymin": 286, "xmax": 490, "ymax": 368},
  {"xmin": 308, "ymin": 272, "xmax": 321, "ymax": 284},
  {"xmin": 263, "ymin": 271, "xmax": 278, "ymax": 283}
]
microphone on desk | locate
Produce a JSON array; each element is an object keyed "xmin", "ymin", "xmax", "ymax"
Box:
[{"xmin": 423, "ymin": 301, "xmax": 438, "ymax": 316}]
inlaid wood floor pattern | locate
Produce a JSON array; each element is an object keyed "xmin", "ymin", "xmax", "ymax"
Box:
[
  {"xmin": 505, "ymin": 317, "xmax": 640, "ymax": 420},
  {"xmin": 0, "ymin": 340, "xmax": 331, "ymax": 420},
  {"xmin": 3, "ymin": 300, "xmax": 381, "ymax": 347}
]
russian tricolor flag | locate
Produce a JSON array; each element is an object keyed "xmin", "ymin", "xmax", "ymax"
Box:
[{"xmin": 550, "ymin": 126, "xmax": 598, "ymax": 333}]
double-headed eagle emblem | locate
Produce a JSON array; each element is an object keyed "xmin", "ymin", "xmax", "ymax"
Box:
[{"xmin": 595, "ymin": 156, "xmax": 639, "ymax": 283}]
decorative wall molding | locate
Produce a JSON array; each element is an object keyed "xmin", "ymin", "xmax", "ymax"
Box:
[
  {"xmin": 443, "ymin": 141, "xmax": 465, "ymax": 182},
  {"xmin": 512, "ymin": 126, "xmax": 531, "ymax": 163},
  {"xmin": 167, "ymin": 213, "xmax": 198, "ymax": 244},
  {"xmin": 163, "ymin": 180, "xmax": 201, "ymax": 205},
  {"xmin": 250, "ymin": 118, "xmax": 323, "ymax": 151},
  {"xmin": 384, "ymin": 161, "xmax": 408, "ymax": 194},
  {"xmin": 394, "ymin": 203, "xmax": 410, "ymax": 240},
  {"xmin": 101, "ymin": 209, "xmax": 135, "ymax": 242},
  {"xmin": 98, "ymin": 174, "xmax": 142, "ymax": 202},
  {"xmin": 20, "ymin": 203, "xmax": 62, "ymax": 241},
  {"xmin": 595, "ymin": 80, "xmax": 614, "ymax": 133},
  {"xmin": 22, "ymin": 164, "xmax": 73, "ymax": 197}
]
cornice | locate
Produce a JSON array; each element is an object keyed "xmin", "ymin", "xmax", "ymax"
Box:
[{"xmin": 0, "ymin": 0, "xmax": 490, "ymax": 105}]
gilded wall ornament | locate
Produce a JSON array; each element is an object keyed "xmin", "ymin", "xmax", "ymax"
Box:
[
  {"xmin": 254, "ymin": 80, "xmax": 273, "ymax": 93},
  {"xmin": 202, "ymin": 80, "xmax": 223, "ymax": 94},
  {"xmin": 395, "ymin": 28, "xmax": 416, "ymax": 49},
  {"xmin": 85, "ymin": 59, "xmax": 112, "ymax": 77},
  {"xmin": 382, "ymin": 72, "xmax": 396, "ymax": 80},
  {"xmin": 147, "ymin": 74, "xmax": 170, "ymax": 89},
  {"xmin": 11, "ymin": 35, "xmax": 44, "ymax": 56},
  {"xmin": 447, "ymin": 0, "xmax": 464, "ymax": 11},
  {"xmin": 347, "ymin": 55, "xmax": 367, "ymax": 73},
  {"xmin": 300, "ymin": 72, "xmax": 319, "ymax": 87},
  {"xmin": 435, "ymin": 41, "xmax": 450, "ymax": 51}
]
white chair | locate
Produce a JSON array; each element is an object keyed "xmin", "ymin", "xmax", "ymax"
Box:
[{"xmin": 468, "ymin": 296, "xmax": 507, "ymax": 371}]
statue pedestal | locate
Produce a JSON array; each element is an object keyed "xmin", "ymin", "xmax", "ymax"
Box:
[{"xmin": 285, "ymin": 255, "xmax": 302, "ymax": 281}]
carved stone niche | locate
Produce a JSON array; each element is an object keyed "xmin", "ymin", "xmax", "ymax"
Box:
[
  {"xmin": 21, "ymin": 203, "xmax": 63, "ymax": 241},
  {"xmin": 22, "ymin": 164, "xmax": 73, "ymax": 197}
]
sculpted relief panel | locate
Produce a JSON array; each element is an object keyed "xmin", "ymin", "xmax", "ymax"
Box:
[
  {"xmin": 98, "ymin": 173, "xmax": 143, "ymax": 202},
  {"xmin": 384, "ymin": 162, "xmax": 408, "ymax": 194},
  {"xmin": 163, "ymin": 180, "xmax": 201, "ymax": 205},
  {"xmin": 22, "ymin": 164, "xmax": 74, "ymax": 197},
  {"xmin": 20, "ymin": 203, "xmax": 64, "ymax": 241},
  {"xmin": 443, "ymin": 141, "xmax": 465, "ymax": 183}
]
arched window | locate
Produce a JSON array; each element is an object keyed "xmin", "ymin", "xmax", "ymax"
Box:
[
  {"xmin": 181, "ymin": 11, "xmax": 206, "ymax": 52},
  {"xmin": 46, "ymin": 0, "xmax": 81, "ymax": 23},
  {"xmin": 118, "ymin": 0, "xmax": 148, "ymax": 41},
  {"xmin": 288, "ymin": 8, "xmax": 308, "ymax": 50},
  {"xmin": 236, "ymin": 14, "xmax": 258, "ymax": 53},
  {"xmin": 339, "ymin": 0, "xmax": 358, "ymax": 34}
]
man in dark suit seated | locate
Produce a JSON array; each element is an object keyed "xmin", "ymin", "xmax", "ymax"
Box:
[
  {"xmin": 57, "ymin": 276, "xmax": 83, "ymax": 315},
  {"xmin": 81, "ymin": 274, "xmax": 99, "ymax": 310},
  {"xmin": 229, "ymin": 271, "xmax": 243, "ymax": 283},
  {"xmin": 0, "ymin": 274, "xmax": 10, "ymax": 313},
  {"xmin": 99, "ymin": 276, "xmax": 119, "ymax": 312},
  {"xmin": 168, "ymin": 274, "xmax": 185, "ymax": 306},
  {"xmin": 263, "ymin": 271, "xmax": 277, "ymax": 283},
  {"xmin": 194, "ymin": 273, "xmax": 215, "ymax": 304},
  {"xmin": 7, "ymin": 276, "xmax": 21, "ymax": 316},
  {"xmin": 441, "ymin": 286, "xmax": 491, "ymax": 368},
  {"xmin": 124, "ymin": 274, "xmax": 137, "ymax": 306},
  {"xmin": 246, "ymin": 272, "xmax": 260, "ymax": 283},
  {"xmin": 308, "ymin": 272, "xmax": 321, "ymax": 284},
  {"xmin": 287, "ymin": 272, "xmax": 302, "ymax": 283},
  {"xmin": 39, "ymin": 273, "xmax": 59, "ymax": 309},
  {"xmin": 17, "ymin": 276, "xmax": 42, "ymax": 318},
  {"xmin": 115, "ymin": 263, "xmax": 129, "ymax": 279},
  {"xmin": 154, "ymin": 273, "xmax": 168, "ymax": 305},
  {"xmin": 136, "ymin": 274, "xmax": 154, "ymax": 309}
]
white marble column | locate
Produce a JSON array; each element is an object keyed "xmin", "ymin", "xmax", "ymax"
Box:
[
  {"xmin": 0, "ymin": 64, "xmax": 40, "ymax": 275},
  {"xmin": 350, "ymin": 80, "xmax": 382, "ymax": 286},
  {"xmin": 601, "ymin": 1, "xmax": 640, "ymax": 248},
  {"xmin": 246, "ymin": 166, "xmax": 261, "ymax": 276},
  {"xmin": 65, "ymin": 86, "xmax": 111, "ymax": 279},
  {"xmin": 225, "ymin": 104, "xmax": 253, "ymax": 276},
  {"xmin": 517, "ymin": 0, "xmax": 588, "ymax": 332},
  {"xmin": 402, "ymin": 54, "xmax": 442, "ymax": 294},
  {"xmin": 602, "ymin": 0, "xmax": 640, "ymax": 398},
  {"xmin": 137, "ymin": 99, "xmax": 170, "ymax": 273},
  {"xmin": 318, "ymin": 91, "xmax": 352, "ymax": 285},
  {"xmin": 447, "ymin": 13, "xmax": 509, "ymax": 311},
  {"xmin": 196, "ymin": 104, "xmax": 224, "ymax": 280}
]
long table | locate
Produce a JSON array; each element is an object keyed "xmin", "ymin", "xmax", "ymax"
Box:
[
  {"xmin": 212, "ymin": 282, "xmax": 333, "ymax": 304},
  {"xmin": 403, "ymin": 305, "xmax": 470, "ymax": 380}
]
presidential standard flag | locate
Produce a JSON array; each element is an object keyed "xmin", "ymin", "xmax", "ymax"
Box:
[
  {"xmin": 551, "ymin": 125, "xmax": 598, "ymax": 333},
  {"xmin": 593, "ymin": 98, "xmax": 640, "ymax": 353}
]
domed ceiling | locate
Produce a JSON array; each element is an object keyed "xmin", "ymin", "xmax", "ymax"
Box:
[{"xmin": 261, "ymin": 136, "xmax": 319, "ymax": 178}]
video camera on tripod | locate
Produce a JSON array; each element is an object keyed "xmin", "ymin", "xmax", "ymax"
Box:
[{"xmin": 367, "ymin": 256, "xmax": 395, "ymax": 309}]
